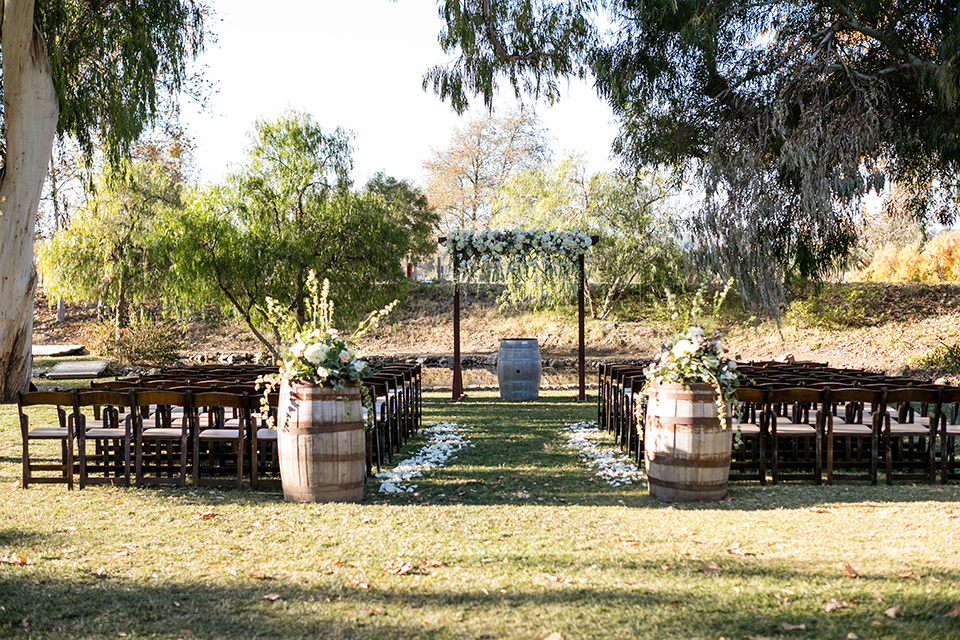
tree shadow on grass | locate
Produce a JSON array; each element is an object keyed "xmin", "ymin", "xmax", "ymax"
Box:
[{"xmin": 2, "ymin": 562, "xmax": 960, "ymax": 639}]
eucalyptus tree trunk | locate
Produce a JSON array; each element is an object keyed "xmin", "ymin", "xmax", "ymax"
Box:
[{"xmin": 0, "ymin": 0, "xmax": 60, "ymax": 400}]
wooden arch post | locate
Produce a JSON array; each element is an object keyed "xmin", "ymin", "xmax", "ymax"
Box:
[{"xmin": 439, "ymin": 234, "xmax": 597, "ymax": 403}]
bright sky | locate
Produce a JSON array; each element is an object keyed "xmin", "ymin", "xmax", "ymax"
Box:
[{"xmin": 180, "ymin": 0, "xmax": 621, "ymax": 188}]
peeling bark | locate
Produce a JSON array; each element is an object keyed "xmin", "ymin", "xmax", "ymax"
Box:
[{"xmin": 0, "ymin": 0, "xmax": 60, "ymax": 400}]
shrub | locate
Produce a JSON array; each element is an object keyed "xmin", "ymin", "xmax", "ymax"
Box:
[
  {"xmin": 851, "ymin": 230, "xmax": 960, "ymax": 283},
  {"xmin": 83, "ymin": 321, "xmax": 183, "ymax": 365},
  {"xmin": 912, "ymin": 341, "xmax": 960, "ymax": 374}
]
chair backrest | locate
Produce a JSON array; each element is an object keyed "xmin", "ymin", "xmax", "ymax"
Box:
[
  {"xmin": 18, "ymin": 390, "xmax": 75, "ymax": 409},
  {"xmin": 765, "ymin": 387, "xmax": 823, "ymax": 405},
  {"xmin": 133, "ymin": 390, "xmax": 191, "ymax": 412},
  {"xmin": 191, "ymin": 391, "xmax": 251, "ymax": 412}
]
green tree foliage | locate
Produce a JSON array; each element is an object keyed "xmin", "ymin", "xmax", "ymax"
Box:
[
  {"xmin": 32, "ymin": 0, "xmax": 208, "ymax": 165},
  {"xmin": 364, "ymin": 172, "xmax": 440, "ymax": 260},
  {"xmin": 493, "ymin": 155, "xmax": 681, "ymax": 318},
  {"xmin": 37, "ymin": 156, "xmax": 185, "ymax": 337},
  {"xmin": 0, "ymin": 0, "xmax": 206, "ymax": 400},
  {"xmin": 426, "ymin": 1, "xmax": 960, "ymax": 317},
  {"xmin": 163, "ymin": 111, "xmax": 412, "ymax": 358}
]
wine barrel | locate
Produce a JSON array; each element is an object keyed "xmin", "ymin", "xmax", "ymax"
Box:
[
  {"xmin": 644, "ymin": 381, "xmax": 732, "ymax": 502},
  {"xmin": 277, "ymin": 380, "xmax": 366, "ymax": 503},
  {"xmin": 497, "ymin": 338, "xmax": 542, "ymax": 401}
]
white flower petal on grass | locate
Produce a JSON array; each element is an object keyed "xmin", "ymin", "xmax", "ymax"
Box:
[
  {"xmin": 376, "ymin": 422, "xmax": 473, "ymax": 494},
  {"xmin": 561, "ymin": 421, "xmax": 646, "ymax": 487}
]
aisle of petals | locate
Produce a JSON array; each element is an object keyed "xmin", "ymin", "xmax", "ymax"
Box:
[
  {"xmin": 376, "ymin": 422, "xmax": 473, "ymax": 493},
  {"xmin": 561, "ymin": 421, "xmax": 647, "ymax": 487}
]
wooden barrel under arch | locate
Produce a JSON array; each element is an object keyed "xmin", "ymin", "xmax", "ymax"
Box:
[
  {"xmin": 497, "ymin": 338, "xmax": 542, "ymax": 401},
  {"xmin": 644, "ymin": 381, "xmax": 732, "ymax": 502},
  {"xmin": 277, "ymin": 380, "xmax": 366, "ymax": 503}
]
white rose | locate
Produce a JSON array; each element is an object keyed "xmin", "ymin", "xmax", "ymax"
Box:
[
  {"xmin": 316, "ymin": 366, "xmax": 330, "ymax": 379},
  {"xmin": 671, "ymin": 339, "xmax": 697, "ymax": 358},
  {"xmin": 291, "ymin": 341, "xmax": 306, "ymax": 359},
  {"xmin": 303, "ymin": 343, "xmax": 329, "ymax": 365},
  {"xmin": 339, "ymin": 349, "xmax": 351, "ymax": 363},
  {"xmin": 352, "ymin": 360, "xmax": 367, "ymax": 372}
]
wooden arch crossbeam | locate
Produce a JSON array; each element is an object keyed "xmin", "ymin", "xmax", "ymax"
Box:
[{"xmin": 438, "ymin": 231, "xmax": 598, "ymax": 403}]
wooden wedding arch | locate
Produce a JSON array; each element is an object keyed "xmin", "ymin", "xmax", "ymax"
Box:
[{"xmin": 438, "ymin": 230, "xmax": 598, "ymax": 403}]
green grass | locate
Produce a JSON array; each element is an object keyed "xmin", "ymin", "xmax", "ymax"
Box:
[{"xmin": 2, "ymin": 390, "xmax": 960, "ymax": 639}]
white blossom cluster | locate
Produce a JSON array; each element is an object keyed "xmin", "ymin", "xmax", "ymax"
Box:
[
  {"xmin": 443, "ymin": 229, "xmax": 593, "ymax": 275},
  {"xmin": 376, "ymin": 422, "xmax": 473, "ymax": 494},
  {"xmin": 560, "ymin": 421, "xmax": 647, "ymax": 487}
]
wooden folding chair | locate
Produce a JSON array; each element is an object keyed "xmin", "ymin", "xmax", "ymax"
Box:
[
  {"xmin": 821, "ymin": 387, "xmax": 881, "ymax": 485},
  {"xmin": 74, "ymin": 390, "xmax": 136, "ymax": 488},
  {"xmin": 729, "ymin": 387, "xmax": 768, "ymax": 484},
  {"xmin": 766, "ymin": 387, "xmax": 823, "ymax": 485},
  {"xmin": 18, "ymin": 390, "xmax": 77, "ymax": 489},
  {"xmin": 134, "ymin": 390, "xmax": 191, "ymax": 488},
  {"xmin": 879, "ymin": 387, "xmax": 939, "ymax": 484},
  {"xmin": 191, "ymin": 391, "xmax": 249, "ymax": 489}
]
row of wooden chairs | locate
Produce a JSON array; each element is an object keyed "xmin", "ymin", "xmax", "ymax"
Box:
[
  {"xmin": 597, "ymin": 362, "xmax": 960, "ymax": 485},
  {"xmin": 19, "ymin": 362, "xmax": 422, "ymax": 490}
]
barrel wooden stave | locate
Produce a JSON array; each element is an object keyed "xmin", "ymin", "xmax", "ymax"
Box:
[
  {"xmin": 277, "ymin": 381, "xmax": 366, "ymax": 503},
  {"xmin": 497, "ymin": 338, "xmax": 542, "ymax": 401},
  {"xmin": 644, "ymin": 381, "xmax": 732, "ymax": 502}
]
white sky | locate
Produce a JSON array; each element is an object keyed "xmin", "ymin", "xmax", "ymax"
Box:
[{"xmin": 180, "ymin": 0, "xmax": 621, "ymax": 188}]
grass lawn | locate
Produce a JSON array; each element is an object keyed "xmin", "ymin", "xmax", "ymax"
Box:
[{"xmin": 2, "ymin": 389, "xmax": 960, "ymax": 639}]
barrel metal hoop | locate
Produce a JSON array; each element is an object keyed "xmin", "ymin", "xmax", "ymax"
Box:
[
  {"xmin": 647, "ymin": 476, "xmax": 729, "ymax": 491},
  {"xmin": 284, "ymin": 421, "xmax": 365, "ymax": 435}
]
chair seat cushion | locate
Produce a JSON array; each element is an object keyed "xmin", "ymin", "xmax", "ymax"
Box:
[
  {"xmin": 256, "ymin": 428, "xmax": 277, "ymax": 440},
  {"xmin": 198, "ymin": 429, "xmax": 240, "ymax": 440},
  {"xmin": 141, "ymin": 428, "xmax": 185, "ymax": 438},
  {"xmin": 772, "ymin": 424, "xmax": 817, "ymax": 435},
  {"xmin": 28, "ymin": 428, "xmax": 71, "ymax": 438},
  {"xmin": 85, "ymin": 428, "xmax": 128, "ymax": 438}
]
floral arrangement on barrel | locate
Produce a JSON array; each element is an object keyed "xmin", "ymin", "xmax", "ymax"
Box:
[
  {"xmin": 642, "ymin": 326, "xmax": 741, "ymax": 423},
  {"xmin": 258, "ymin": 271, "xmax": 396, "ymax": 427}
]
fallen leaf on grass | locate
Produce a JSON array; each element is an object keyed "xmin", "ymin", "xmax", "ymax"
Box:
[
  {"xmin": 726, "ymin": 543, "xmax": 745, "ymax": 556},
  {"xmin": 93, "ymin": 567, "xmax": 106, "ymax": 577},
  {"xmin": 545, "ymin": 574, "xmax": 572, "ymax": 584},
  {"xmin": 383, "ymin": 561, "xmax": 414, "ymax": 576},
  {"xmin": 884, "ymin": 605, "xmax": 904, "ymax": 618},
  {"xmin": 944, "ymin": 603, "xmax": 960, "ymax": 618},
  {"xmin": 843, "ymin": 563, "xmax": 859, "ymax": 578},
  {"xmin": 824, "ymin": 598, "xmax": 850, "ymax": 612},
  {"xmin": 366, "ymin": 607, "xmax": 383, "ymax": 616},
  {"xmin": 0, "ymin": 554, "xmax": 30, "ymax": 565},
  {"xmin": 808, "ymin": 506, "xmax": 828, "ymax": 513},
  {"xmin": 897, "ymin": 571, "xmax": 919, "ymax": 579},
  {"xmin": 350, "ymin": 579, "xmax": 369, "ymax": 589},
  {"xmin": 261, "ymin": 593, "xmax": 280, "ymax": 601},
  {"xmin": 10, "ymin": 481, "xmax": 23, "ymax": 490},
  {"xmin": 422, "ymin": 559, "xmax": 446, "ymax": 567},
  {"xmin": 247, "ymin": 573, "xmax": 275, "ymax": 580},
  {"xmin": 773, "ymin": 594, "xmax": 789, "ymax": 604},
  {"xmin": 869, "ymin": 620, "xmax": 883, "ymax": 626},
  {"xmin": 703, "ymin": 562, "xmax": 721, "ymax": 574},
  {"xmin": 540, "ymin": 633, "xmax": 563, "ymax": 640},
  {"xmin": 780, "ymin": 622, "xmax": 807, "ymax": 631},
  {"xmin": 194, "ymin": 509, "xmax": 217, "ymax": 519}
]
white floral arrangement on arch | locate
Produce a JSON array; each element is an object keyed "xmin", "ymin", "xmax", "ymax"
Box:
[
  {"xmin": 643, "ymin": 326, "xmax": 741, "ymax": 424},
  {"xmin": 443, "ymin": 228, "xmax": 593, "ymax": 274}
]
